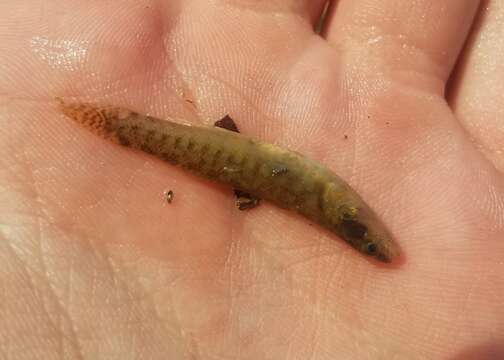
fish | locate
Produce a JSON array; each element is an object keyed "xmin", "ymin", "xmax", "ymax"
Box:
[{"xmin": 57, "ymin": 98, "xmax": 400, "ymax": 262}]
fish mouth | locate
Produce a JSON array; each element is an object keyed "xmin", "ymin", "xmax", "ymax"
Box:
[{"xmin": 372, "ymin": 237, "xmax": 401, "ymax": 263}]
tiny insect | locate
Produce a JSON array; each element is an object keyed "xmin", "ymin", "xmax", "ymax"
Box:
[{"xmin": 57, "ymin": 98, "xmax": 400, "ymax": 262}]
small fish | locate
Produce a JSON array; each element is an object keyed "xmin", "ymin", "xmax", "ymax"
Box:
[{"xmin": 57, "ymin": 99, "xmax": 400, "ymax": 262}]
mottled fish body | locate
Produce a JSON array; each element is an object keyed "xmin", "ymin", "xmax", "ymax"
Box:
[{"xmin": 58, "ymin": 99, "xmax": 400, "ymax": 262}]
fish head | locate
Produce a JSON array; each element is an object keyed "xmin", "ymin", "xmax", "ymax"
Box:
[{"xmin": 321, "ymin": 181, "xmax": 400, "ymax": 262}]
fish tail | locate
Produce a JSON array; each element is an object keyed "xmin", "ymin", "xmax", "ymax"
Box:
[{"xmin": 56, "ymin": 98, "xmax": 122, "ymax": 143}]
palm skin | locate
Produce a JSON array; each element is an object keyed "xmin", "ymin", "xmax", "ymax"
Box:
[{"xmin": 1, "ymin": 1, "xmax": 503, "ymax": 359}]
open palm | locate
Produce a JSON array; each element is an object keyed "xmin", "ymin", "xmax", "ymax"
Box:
[{"xmin": 1, "ymin": 1, "xmax": 503, "ymax": 359}]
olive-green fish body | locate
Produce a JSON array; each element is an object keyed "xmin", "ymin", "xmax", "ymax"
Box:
[{"xmin": 58, "ymin": 100, "xmax": 400, "ymax": 262}]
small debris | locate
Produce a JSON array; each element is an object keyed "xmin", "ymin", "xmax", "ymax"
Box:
[
  {"xmin": 184, "ymin": 98, "xmax": 196, "ymax": 109},
  {"xmin": 344, "ymin": 134, "xmax": 348, "ymax": 140},
  {"xmin": 164, "ymin": 190, "xmax": 174, "ymax": 203},
  {"xmin": 214, "ymin": 115, "xmax": 240, "ymax": 133},
  {"xmin": 234, "ymin": 189, "xmax": 260, "ymax": 210}
]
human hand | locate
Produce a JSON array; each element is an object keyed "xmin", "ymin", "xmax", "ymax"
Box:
[{"xmin": 1, "ymin": 1, "xmax": 503, "ymax": 359}]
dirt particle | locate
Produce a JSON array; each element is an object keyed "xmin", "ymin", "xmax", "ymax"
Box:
[{"xmin": 164, "ymin": 190, "xmax": 174, "ymax": 203}]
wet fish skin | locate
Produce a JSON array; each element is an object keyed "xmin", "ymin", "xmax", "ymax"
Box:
[{"xmin": 58, "ymin": 99, "xmax": 400, "ymax": 262}]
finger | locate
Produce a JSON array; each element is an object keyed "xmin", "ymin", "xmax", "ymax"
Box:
[
  {"xmin": 301, "ymin": 0, "xmax": 330, "ymax": 25},
  {"xmin": 224, "ymin": 1, "xmax": 329, "ymax": 27},
  {"xmin": 448, "ymin": 1, "xmax": 504, "ymax": 172},
  {"xmin": 323, "ymin": 0, "xmax": 480, "ymax": 87}
]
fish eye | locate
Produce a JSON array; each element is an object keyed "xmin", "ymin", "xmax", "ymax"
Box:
[{"xmin": 366, "ymin": 242, "xmax": 377, "ymax": 254}]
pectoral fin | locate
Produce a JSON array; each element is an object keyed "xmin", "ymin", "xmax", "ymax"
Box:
[{"xmin": 214, "ymin": 115, "xmax": 261, "ymax": 210}]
